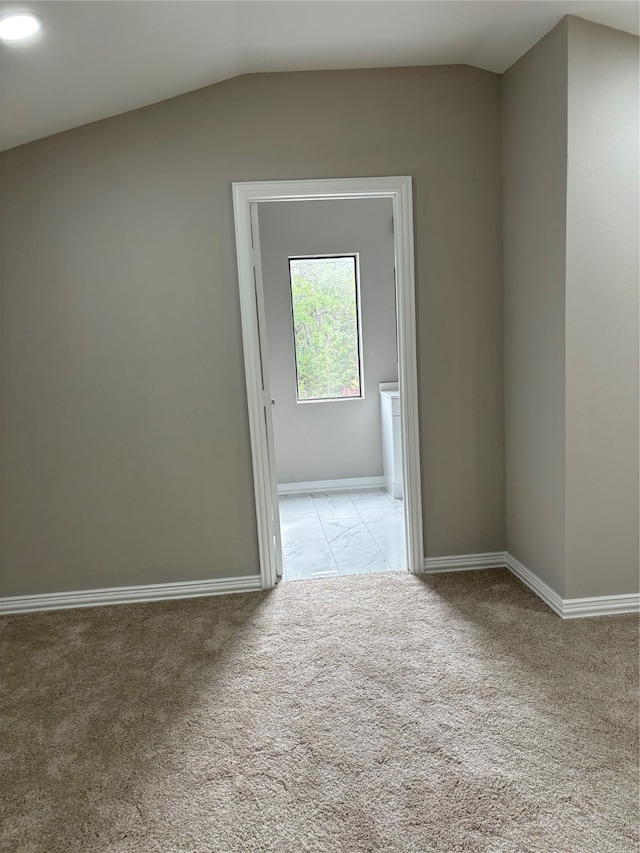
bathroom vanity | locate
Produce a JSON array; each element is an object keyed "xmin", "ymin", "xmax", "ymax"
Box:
[{"xmin": 379, "ymin": 382, "xmax": 403, "ymax": 500}]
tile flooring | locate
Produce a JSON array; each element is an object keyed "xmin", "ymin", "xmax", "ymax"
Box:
[{"xmin": 279, "ymin": 488, "xmax": 406, "ymax": 581}]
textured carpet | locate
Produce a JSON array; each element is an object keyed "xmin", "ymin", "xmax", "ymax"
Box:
[{"xmin": 1, "ymin": 569, "xmax": 638, "ymax": 853}]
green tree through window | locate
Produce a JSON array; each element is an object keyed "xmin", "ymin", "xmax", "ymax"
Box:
[{"xmin": 289, "ymin": 256, "xmax": 362, "ymax": 401}]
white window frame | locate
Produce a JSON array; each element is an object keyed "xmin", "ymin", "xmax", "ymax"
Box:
[{"xmin": 288, "ymin": 253, "xmax": 365, "ymax": 404}]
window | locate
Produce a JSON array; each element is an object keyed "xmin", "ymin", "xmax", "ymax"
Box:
[{"xmin": 288, "ymin": 255, "xmax": 363, "ymax": 402}]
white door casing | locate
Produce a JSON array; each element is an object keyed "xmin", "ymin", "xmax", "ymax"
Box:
[{"xmin": 232, "ymin": 177, "xmax": 424, "ymax": 587}]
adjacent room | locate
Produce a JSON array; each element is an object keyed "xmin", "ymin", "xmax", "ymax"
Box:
[
  {"xmin": 259, "ymin": 197, "xmax": 406, "ymax": 580},
  {"xmin": 0, "ymin": 2, "xmax": 638, "ymax": 852}
]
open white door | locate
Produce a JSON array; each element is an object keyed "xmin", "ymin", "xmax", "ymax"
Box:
[{"xmin": 249, "ymin": 203, "xmax": 283, "ymax": 582}]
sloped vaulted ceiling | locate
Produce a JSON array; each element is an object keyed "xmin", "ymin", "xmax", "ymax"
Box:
[{"xmin": 0, "ymin": 0, "xmax": 638, "ymax": 150}]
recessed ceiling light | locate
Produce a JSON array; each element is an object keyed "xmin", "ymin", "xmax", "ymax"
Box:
[{"xmin": 0, "ymin": 12, "xmax": 41, "ymax": 41}]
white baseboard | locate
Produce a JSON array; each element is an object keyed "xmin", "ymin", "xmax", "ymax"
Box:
[
  {"xmin": 0, "ymin": 574, "xmax": 263, "ymax": 616},
  {"xmin": 2, "ymin": 553, "xmax": 636, "ymax": 620},
  {"xmin": 421, "ymin": 551, "xmax": 639, "ymax": 619},
  {"xmin": 278, "ymin": 476, "xmax": 385, "ymax": 495},
  {"xmin": 422, "ymin": 552, "xmax": 506, "ymax": 573},
  {"xmin": 503, "ymin": 552, "xmax": 564, "ymax": 616},
  {"xmin": 504, "ymin": 552, "xmax": 640, "ymax": 618},
  {"xmin": 561, "ymin": 593, "xmax": 640, "ymax": 619}
]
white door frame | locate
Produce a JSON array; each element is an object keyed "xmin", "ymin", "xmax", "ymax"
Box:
[{"xmin": 232, "ymin": 176, "xmax": 424, "ymax": 588}]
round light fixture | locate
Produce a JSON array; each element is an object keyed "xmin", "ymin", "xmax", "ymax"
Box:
[{"xmin": 0, "ymin": 12, "xmax": 41, "ymax": 41}]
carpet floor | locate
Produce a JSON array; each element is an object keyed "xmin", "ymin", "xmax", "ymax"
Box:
[{"xmin": 1, "ymin": 568, "xmax": 638, "ymax": 853}]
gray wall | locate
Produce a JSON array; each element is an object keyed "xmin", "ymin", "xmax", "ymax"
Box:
[
  {"xmin": 503, "ymin": 17, "xmax": 639, "ymax": 599},
  {"xmin": 564, "ymin": 18, "xmax": 639, "ymax": 597},
  {"xmin": 258, "ymin": 198, "xmax": 397, "ymax": 485},
  {"xmin": 502, "ymin": 20, "xmax": 569, "ymax": 596},
  {"xmin": 0, "ymin": 66, "xmax": 504, "ymax": 596}
]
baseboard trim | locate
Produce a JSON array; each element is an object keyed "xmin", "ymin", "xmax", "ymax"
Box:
[
  {"xmin": 278, "ymin": 476, "xmax": 385, "ymax": 495},
  {"xmin": 0, "ymin": 575, "xmax": 263, "ymax": 616},
  {"xmin": 421, "ymin": 551, "xmax": 639, "ymax": 619},
  {"xmin": 561, "ymin": 593, "xmax": 640, "ymax": 619},
  {"xmin": 422, "ymin": 552, "xmax": 506, "ymax": 573},
  {"xmin": 503, "ymin": 552, "xmax": 564, "ymax": 616},
  {"xmin": 504, "ymin": 553, "xmax": 640, "ymax": 618},
  {"xmin": 2, "ymin": 553, "xmax": 636, "ymax": 619}
]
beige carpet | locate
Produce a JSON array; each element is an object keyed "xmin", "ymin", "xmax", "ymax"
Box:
[{"xmin": 1, "ymin": 569, "xmax": 638, "ymax": 853}]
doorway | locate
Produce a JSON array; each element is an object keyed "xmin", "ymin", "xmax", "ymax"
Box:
[
  {"xmin": 232, "ymin": 177, "xmax": 423, "ymax": 588},
  {"xmin": 261, "ymin": 198, "xmax": 402, "ymax": 580}
]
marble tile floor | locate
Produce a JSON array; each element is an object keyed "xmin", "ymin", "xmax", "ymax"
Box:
[{"xmin": 278, "ymin": 488, "xmax": 407, "ymax": 581}]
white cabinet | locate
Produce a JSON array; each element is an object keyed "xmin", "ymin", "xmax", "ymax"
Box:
[{"xmin": 379, "ymin": 382, "xmax": 403, "ymax": 499}]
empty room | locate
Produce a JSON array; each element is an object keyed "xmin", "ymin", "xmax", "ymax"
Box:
[{"xmin": 0, "ymin": 2, "xmax": 638, "ymax": 852}]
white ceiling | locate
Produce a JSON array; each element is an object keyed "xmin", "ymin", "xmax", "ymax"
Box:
[{"xmin": 0, "ymin": 0, "xmax": 638, "ymax": 151}]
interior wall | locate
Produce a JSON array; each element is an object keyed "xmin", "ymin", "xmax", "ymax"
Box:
[
  {"xmin": 564, "ymin": 18, "xmax": 640, "ymax": 598},
  {"xmin": 0, "ymin": 65, "xmax": 504, "ymax": 597},
  {"xmin": 503, "ymin": 16, "xmax": 639, "ymax": 600},
  {"xmin": 502, "ymin": 20, "xmax": 569, "ymax": 596},
  {"xmin": 258, "ymin": 198, "xmax": 397, "ymax": 485}
]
